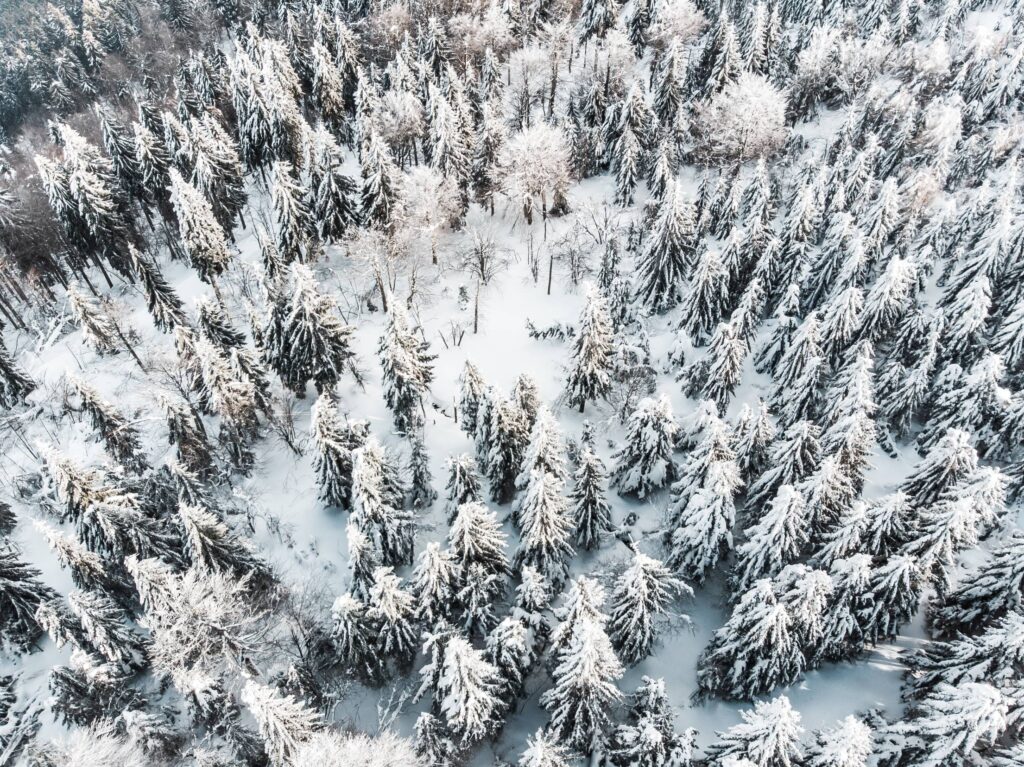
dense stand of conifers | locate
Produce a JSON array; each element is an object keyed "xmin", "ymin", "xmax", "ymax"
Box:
[{"xmin": 1, "ymin": 0, "xmax": 1024, "ymax": 765}]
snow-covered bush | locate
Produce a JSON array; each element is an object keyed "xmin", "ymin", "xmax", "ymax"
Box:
[
  {"xmin": 695, "ymin": 73, "xmax": 789, "ymax": 160},
  {"xmin": 498, "ymin": 123, "xmax": 571, "ymax": 224},
  {"xmin": 649, "ymin": 0, "xmax": 706, "ymax": 48}
]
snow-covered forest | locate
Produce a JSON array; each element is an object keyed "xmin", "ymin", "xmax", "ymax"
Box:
[{"xmin": 0, "ymin": 0, "xmax": 1023, "ymax": 764}]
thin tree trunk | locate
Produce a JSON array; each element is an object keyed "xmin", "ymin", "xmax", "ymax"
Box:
[
  {"xmin": 376, "ymin": 269, "xmax": 389, "ymax": 314},
  {"xmin": 93, "ymin": 254, "xmax": 114, "ymax": 288},
  {"xmin": 473, "ymin": 280, "xmax": 479, "ymax": 334},
  {"xmin": 0, "ymin": 291, "xmax": 22, "ymax": 330},
  {"xmin": 75, "ymin": 264, "xmax": 100, "ymax": 296},
  {"xmin": 113, "ymin": 320, "xmax": 148, "ymax": 372}
]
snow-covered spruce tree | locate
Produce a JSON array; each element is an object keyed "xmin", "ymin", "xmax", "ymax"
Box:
[
  {"xmin": 459, "ymin": 560, "xmax": 506, "ymax": 637},
  {"xmin": 411, "ymin": 542, "xmax": 458, "ymax": 627},
  {"xmin": 270, "ymin": 160, "xmax": 311, "ymax": 266},
  {"xmin": 69, "ymin": 376, "xmax": 147, "ymax": 473},
  {"xmin": 775, "ymin": 564, "xmax": 833, "ymax": 667},
  {"xmin": 610, "ymin": 675, "xmax": 698, "ymax": 767},
  {"xmin": 635, "ymin": 181, "xmax": 697, "ymax": 311},
  {"xmin": 881, "ymin": 682, "xmax": 1007, "ymax": 767},
  {"xmin": 346, "ymin": 521, "xmax": 379, "ymax": 602},
  {"xmin": 578, "ymin": 0, "xmax": 618, "ymax": 43},
  {"xmin": 427, "ymin": 84, "xmax": 471, "ymax": 219},
  {"xmin": 810, "ymin": 496, "xmax": 869, "ymax": 569},
  {"xmin": 541, "ymin": 615, "xmax": 624, "ymax": 755},
  {"xmin": 407, "ymin": 431, "xmax": 437, "ymax": 510},
  {"xmin": 474, "ymin": 99, "xmax": 507, "ymax": 213},
  {"xmin": 436, "ymin": 634, "xmax": 502, "ymax": 745},
  {"xmin": 127, "ymin": 247, "xmax": 186, "ymax": 334},
  {"xmin": 515, "ymin": 407, "xmax": 567, "ymax": 503},
  {"xmin": 486, "ymin": 613, "xmax": 535, "ymax": 706},
  {"xmin": 179, "ymin": 502, "xmax": 272, "ymax": 587},
  {"xmin": 667, "ymin": 441, "xmax": 743, "ymax": 583},
  {"xmin": 310, "ymin": 394, "xmax": 366, "ymax": 509},
  {"xmin": 74, "ymin": 481, "xmax": 179, "ymax": 564},
  {"xmin": 94, "ymin": 103, "xmax": 143, "ymax": 201},
  {"xmin": 190, "ymin": 111, "xmax": 247, "ymax": 230},
  {"xmin": 265, "ymin": 264, "xmax": 355, "ymax": 397},
  {"xmin": 309, "ymin": 128, "xmax": 358, "ymax": 243},
  {"xmin": 197, "ymin": 296, "xmax": 246, "ymax": 351},
  {"xmin": 66, "ymin": 285, "xmax": 121, "ymax": 356},
  {"xmin": 513, "ymin": 374, "xmax": 542, "ymax": 430},
  {"xmin": 565, "ymin": 287, "xmax": 615, "ymax": 413},
  {"xmin": 457, "ymin": 360, "xmax": 487, "ymax": 436},
  {"xmin": 929, "ymin": 532, "xmax": 1024, "ymax": 638},
  {"xmin": 611, "ymin": 395, "xmax": 677, "ymax": 498},
  {"xmin": 193, "ymin": 337, "xmax": 258, "ymax": 473},
  {"xmin": 519, "ymin": 728, "xmax": 574, "ymax": 767},
  {"xmin": 514, "ymin": 468, "xmax": 575, "ymax": 588},
  {"xmin": 903, "ymin": 470, "xmax": 1007, "ymax": 588},
  {"xmin": 769, "ymin": 310, "xmax": 823, "ymax": 424},
  {"xmin": 732, "ymin": 400, "xmax": 776, "ymax": 480},
  {"xmin": 331, "ymin": 593, "xmax": 384, "ymax": 684},
  {"xmin": 648, "ymin": 138, "xmax": 678, "ymax": 202},
  {"xmin": 695, "ymin": 578, "xmax": 803, "ymax": 701},
  {"xmin": 609, "ymin": 552, "xmax": 689, "ymax": 665},
  {"xmin": 862, "ymin": 554, "xmax": 922, "ymax": 644},
  {"xmin": 486, "ymin": 397, "xmax": 531, "ymax": 504},
  {"xmin": 449, "ymin": 501, "xmax": 510, "ymax": 582},
  {"xmin": 680, "ymin": 245, "xmax": 731, "ymax": 346},
  {"xmin": 241, "ymin": 679, "xmax": 320, "ymax": 766},
  {"xmin": 613, "ymin": 126, "xmax": 642, "ymax": 208},
  {"xmin": 368, "ymin": 566, "xmax": 419, "ymax": 673},
  {"xmin": 570, "ymin": 445, "xmax": 613, "ymax": 550},
  {"xmin": 473, "ymin": 385, "xmax": 498, "ymax": 468},
  {"xmin": 860, "ymin": 491, "xmax": 915, "ymax": 559},
  {"xmin": 415, "ymin": 711, "xmax": 458, "ymax": 767},
  {"xmin": 815, "ymin": 554, "xmax": 873, "ymax": 664},
  {"xmin": 173, "ymin": 325, "xmax": 212, "ymax": 412},
  {"xmin": 379, "ymin": 303, "xmax": 436, "ymax": 433},
  {"xmin": 731, "ymin": 485, "xmax": 807, "ymax": 596},
  {"xmin": 669, "ymin": 404, "xmax": 734, "ymax": 513},
  {"xmin": 0, "ymin": 545, "xmax": 57, "ymax": 651},
  {"xmin": 35, "ymin": 522, "xmax": 121, "ymax": 596},
  {"xmin": 754, "ymin": 287, "xmax": 799, "ymax": 382},
  {"xmin": 350, "ymin": 439, "xmax": 413, "ymax": 567},
  {"xmin": 696, "ymin": 319, "xmax": 747, "ymax": 412},
  {"xmin": 817, "ymin": 284, "xmax": 864, "ymax": 365},
  {"xmin": 904, "ymin": 611, "xmax": 1024, "ymax": 702},
  {"xmin": 745, "ymin": 420, "xmax": 820, "ymax": 514},
  {"xmin": 821, "ymin": 342, "xmax": 877, "ymax": 489},
  {"xmin": 361, "ymin": 126, "xmax": 401, "ymax": 229},
  {"xmin": 859, "ymin": 254, "xmax": 917, "ymax": 344},
  {"xmin": 804, "ymin": 716, "xmax": 872, "ymax": 767},
  {"xmin": 0, "ymin": 318, "xmax": 34, "ymax": 409},
  {"xmin": 655, "ymin": 41, "xmax": 686, "ymax": 124},
  {"xmin": 42, "ymin": 446, "xmax": 109, "ymax": 524},
  {"xmin": 67, "ymin": 589, "xmax": 146, "ymax": 670},
  {"xmin": 37, "ymin": 124, "xmax": 137, "ymax": 277},
  {"xmin": 704, "ymin": 695, "xmax": 803, "ymax": 767},
  {"xmin": 798, "ymin": 455, "xmax": 857, "ymax": 538},
  {"xmin": 444, "ymin": 454, "xmax": 482, "ymax": 524},
  {"xmin": 168, "ymin": 168, "xmax": 233, "ymax": 284},
  {"xmin": 900, "ymin": 427, "xmax": 978, "ymax": 508}
]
